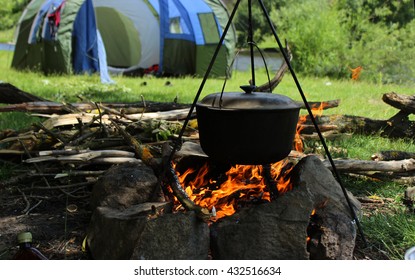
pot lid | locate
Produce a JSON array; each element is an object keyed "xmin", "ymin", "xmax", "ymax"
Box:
[{"xmin": 198, "ymin": 86, "xmax": 301, "ymax": 110}]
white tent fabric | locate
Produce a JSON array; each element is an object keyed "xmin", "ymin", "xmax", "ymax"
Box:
[{"xmin": 92, "ymin": 0, "xmax": 160, "ymax": 71}]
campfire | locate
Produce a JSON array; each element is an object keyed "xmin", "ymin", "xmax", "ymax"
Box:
[
  {"xmin": 173, "ymin": 160, "xmax": 292, "ymax": 220},
  {"xmin": 84, "ymin": 99, "xmax": 361, "ymax": 260},
  {"xmin": 171, "ymin": 104, "xmax": 325, "ymax": 221}
]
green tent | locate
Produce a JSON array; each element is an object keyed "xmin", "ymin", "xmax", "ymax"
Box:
[
  {"xmin": 12, "ymin": 0, "xmax": 100, "ymax": 75},
  {"xmin": 12, "ymin": 0, "xmax": 237, "ymax": 77}
]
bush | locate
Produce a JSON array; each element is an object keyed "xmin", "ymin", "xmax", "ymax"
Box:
[
  {"xmin": 265, "ymin": 0, "xmax": 415, "ymax": 84},
  {"xmin": 270, "ymin": 0, "xmax": 350, "ymax": 78},
  {"xmin": 0, "ymin": 0, "xmax": 30, "ymax": 31}
]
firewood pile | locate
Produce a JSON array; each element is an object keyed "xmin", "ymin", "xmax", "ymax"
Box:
[{"xmin": 1, "ymin": 82, "xmax": 415, "ymax": 215}]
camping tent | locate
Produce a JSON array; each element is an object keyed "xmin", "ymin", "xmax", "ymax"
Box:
[
  {"xmin": 11, "ymin": 0, "xmax": 236, "ymax": 78},
  {"xmin": 12, "ymin": 0, "xmax": 102, "ymax": 75},
  {"xmin": 90, "ymin": 0, "xmax": 237, "ymax": 76}
]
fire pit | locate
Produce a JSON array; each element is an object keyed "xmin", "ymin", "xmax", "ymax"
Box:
[{"xmin": 86, "ymin": 154, "xmax": 360, "ymax": 260}]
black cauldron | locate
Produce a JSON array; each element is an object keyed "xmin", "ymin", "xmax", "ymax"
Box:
[{"xmin": 195, "ymin": 86, "xmax": 301, "ymax": 165}]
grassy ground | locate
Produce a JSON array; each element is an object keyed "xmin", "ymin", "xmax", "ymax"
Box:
[
  {"xmin": 1, "ymin": 49, "xmax": 415, "ymax": 259},
  {"xmin": 0, "ymin": 29, "xmax": 14, "ymax": 44}
]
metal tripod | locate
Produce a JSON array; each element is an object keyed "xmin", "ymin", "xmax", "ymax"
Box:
[{"xmin": 169, "ymin": 0, "xmax": 367, "ymax": 247}]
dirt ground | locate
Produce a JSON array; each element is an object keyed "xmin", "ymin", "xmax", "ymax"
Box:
[
  {"xmin": 0, "ymin": 185, "xmax": 92, "ymax": 260},
  {"xmin": 0, "ymin": 182, "xmax": 394, "ymax": 260}
]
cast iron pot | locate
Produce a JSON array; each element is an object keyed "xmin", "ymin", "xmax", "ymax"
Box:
[{"xmin": 195, "ymin": 87, "xmax": 302, "ymax": 165}]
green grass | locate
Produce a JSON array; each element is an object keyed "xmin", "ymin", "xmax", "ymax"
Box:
[
  {"xmin": 1, "ymin": 49, "xmax": 415, "ymax": 259},
  {"xmin": 363, "ymin": 211, "xmax": 415, "ymax": 260},
  {"xmin": 0, "ymin": 28, "xmax": 14, "ymax": 43}
]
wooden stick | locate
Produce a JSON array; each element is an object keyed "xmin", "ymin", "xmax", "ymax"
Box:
[
  {"xmin": 111, "ymin": 121, "xmax": 160, "ymax": 168},
  {"xmin": 323, "ymin": 158, "xmax": 415, "ymax": 173},
  {"xmin": 255, "ymin": 40, "xmax": 292, "ymax": 92},
  {"xmin": 163, "ymin": 162, "xmax": 211, "ymax": 221},
  {"xmin": 24, "ymin": 150, "xmax": 136, "ymax": 163}
]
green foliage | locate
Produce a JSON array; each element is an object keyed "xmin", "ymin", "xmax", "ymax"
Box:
[
  {"xmin": 346, "ymin": 20, "xmax": 415, "ymax": 84},
  {"xmin": 233, "ymin": 0, "xmax": 275, "ymax": 47},
  {"xmin": 143, "ymin": 120, "xmax": 182, "ymax": 142},
  {"xmin": 337, "ymin": 0, "xmax": 414, "ymax": 28},
  {"xmin": 0, "ymin": 0, "xmax": 30, "ymax": 31},
  {"xmin": 270, "ymin": 0, "xmax": 350, "ymax": 78},
  {"xmin": 232, "ymin": 0, "xmax": 415, "ymax": 83}
]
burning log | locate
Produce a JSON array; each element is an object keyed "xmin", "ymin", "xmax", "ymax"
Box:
[
  {"xmin": 297, "ymin": 124, "xmax": 338, "ymax": 134},
  {"xmin": 305, "ymin": 100, "xmax": 340, "ymax": 110},
  {"xmin": 112, "ymin": 121, "xmax": 210, "ymax": 221}
]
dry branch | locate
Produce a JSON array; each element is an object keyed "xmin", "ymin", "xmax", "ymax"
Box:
[
  {"xmin": 323, "ymin": 158, "xmax": 415, "ymax": 173},
  {"xmin": 24, "ymin": 150, "xmax": 136, "ymax": 163},
  {"xmin": 40, "ymin": 108, "xmax": 193, "ymax": 129},
  {"xmin": 255, "ymin": 41, "xmax": 292, "ymax": 92},
  {"xmin": 0, "ymin": 100, "xmax": 190, "ymax": 114},
  {"xmin": 163, "ymin": 162, "xmax": 211, "ymax": 221}
]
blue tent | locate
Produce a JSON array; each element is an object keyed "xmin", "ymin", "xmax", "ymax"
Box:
[{"xmin": 12, "ymin": 0, "xmax": 236, "ymax": 79}]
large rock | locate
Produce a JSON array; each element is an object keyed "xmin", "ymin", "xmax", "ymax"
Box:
[
  {"xmin": 90, "ymin": 161, "xmax": 158, "ymax": 210},
  {"xmin": 131, "ymin": 211, "xmax": 210, "ymax": 260},
  {"xmin": 86, "ymin": 202, "xmax": 172, "ymax": 259},
  {"xmin": 86, "ymin": 203, "xmax": 210, "ymax": 260},
  {"xmin": 210, "ymin": 155, "xmax": 360, "ymax": 260}
]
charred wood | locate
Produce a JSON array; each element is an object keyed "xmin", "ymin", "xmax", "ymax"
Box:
[
  {"xmin": 0, "ymin": 82, "xmax": 48, "ymax": 104},
  {"xmin": 382, "ymin": 92, "xmax": 415, "ymax": 114},
  {"xmin": 163, "ymin": 162, "xmax": 210, "ymax": 221},
  {"xmin": 297, "ymin": 124, "xmax": 338, "ymax": 134},
  {"xmin": 302, "ymin": 114, "xmax": 415, "ymax": 138},
  {"xmin": 371, "ymin": 150, "xmax": 415, "ymax": 161}
]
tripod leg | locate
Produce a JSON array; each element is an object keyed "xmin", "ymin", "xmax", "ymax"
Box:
[{"xmin": 255, "ymin": 0, "xmax": 368, "ymax": 247}]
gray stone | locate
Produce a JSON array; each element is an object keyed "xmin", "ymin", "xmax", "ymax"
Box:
[
  {"xmin": 131, "ymin": 211, "xmax": 210, "ymax": 260},
  {"xmin": 90, "ymin": 162, "xmax": 158, "ymax": 210},
  {"xmin": 86, "ymin": 202, "xmax": 172, "ymax": 260},
  {"xmin": 211, "ymin": 155, "xmax": 360, "ymax": 260}
]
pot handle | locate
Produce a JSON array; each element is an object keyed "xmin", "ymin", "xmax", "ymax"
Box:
[{"xmin": 240, "ymin": 85, "xmax": 256, "ymax": 94}]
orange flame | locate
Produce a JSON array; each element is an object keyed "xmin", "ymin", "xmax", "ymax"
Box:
[
  {"xmin": 175, "ymin": 160, "xmax": 294, "ymax": 220},
  {"xmin": 295, "ymin": 103, "xmax": 325, "ymax": 152}
]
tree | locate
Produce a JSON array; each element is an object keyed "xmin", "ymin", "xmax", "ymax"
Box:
[{"xmin": 0, "ymin": 0, "xmax": 31, "ymax": 31}]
